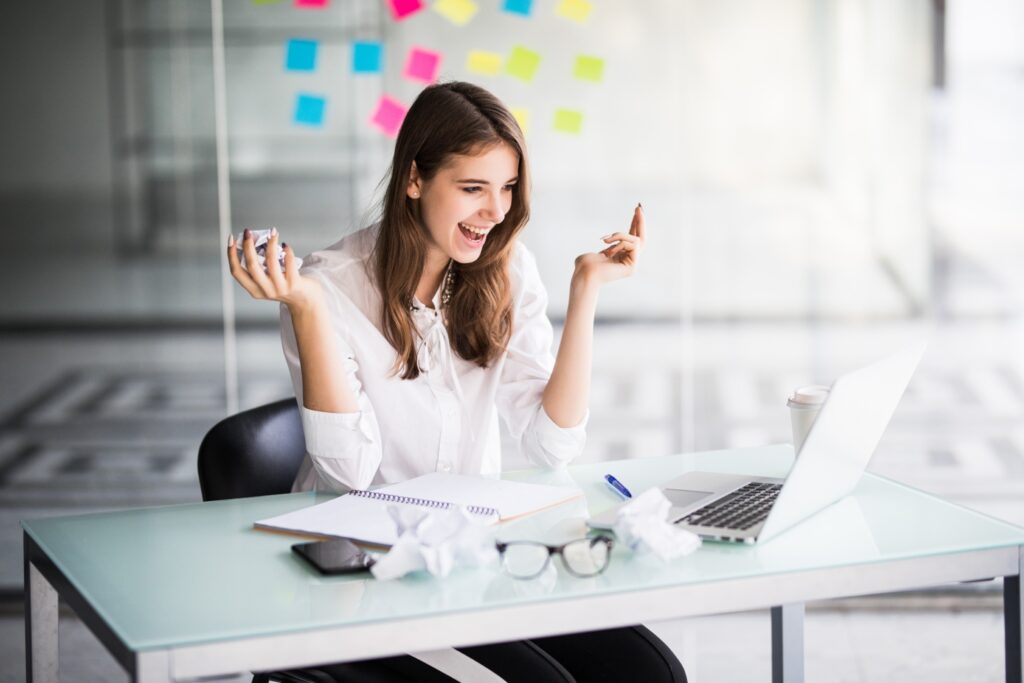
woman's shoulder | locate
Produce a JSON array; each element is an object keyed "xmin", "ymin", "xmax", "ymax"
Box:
[
  {"xmin": 509, "ymin": 238, "xmax": 542, "ymax": 293},
  {"xmin": 299, "ymin": 225, "xmax": 378, "ymax": 286}
]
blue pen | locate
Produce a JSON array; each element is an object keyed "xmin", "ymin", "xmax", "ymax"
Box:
[{"xmin": 604, "ymin": 474, "xmax": 633, "ymax": 499}]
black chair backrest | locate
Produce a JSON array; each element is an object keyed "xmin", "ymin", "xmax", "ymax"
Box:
[{"xmin": 198, "ymin": 398, "xmax": 306, "ymax": 502}]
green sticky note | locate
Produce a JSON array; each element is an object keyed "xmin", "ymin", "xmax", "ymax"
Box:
[
  {"xmin": 506, "ymin": 46, "xmax": 541, "ymax": 82},
  {"xmin": 573, "ymin": 55, "xmax": 604, "ymax": 82},
  {"xmin": 553, "ymin": 108, "xmax": 583, "ymax": 134}
]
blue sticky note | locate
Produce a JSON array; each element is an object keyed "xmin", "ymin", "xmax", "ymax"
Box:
[
  {"xmin": 502, "ymin": 0, "xmax": 532, "ymax": 15},
  {"xmin": 285, "ymin": 39, "xmax": 318, "ymax": 72},
  {"xmin": 294, "ymin": 93, "xmax": 326, "ymax": 126},
  {"xmin": 352, "ymin": 41, "xmax": 383, "ymax": 74}
]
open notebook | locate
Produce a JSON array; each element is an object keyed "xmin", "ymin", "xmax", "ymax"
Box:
[{"xmin": 254, "ymin": 473, "xmax": 583, "ymax": 547}]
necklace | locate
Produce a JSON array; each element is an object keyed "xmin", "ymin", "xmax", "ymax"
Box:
[
  {"xmin": 409, "ymin": 263, "xmax": 455, "ymax": 312},
  {"xmin": 441, "ymin": 265, "xmax": 455, "ymax": 308}
]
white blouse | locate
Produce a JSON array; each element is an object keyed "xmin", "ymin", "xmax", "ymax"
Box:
[{"xmin": 281, "ymin": 225, "xmax": 588, "ymax": 493}]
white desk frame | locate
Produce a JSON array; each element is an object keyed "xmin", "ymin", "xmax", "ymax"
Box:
[{"xmin": 25, "ymin": 532, "xmax": 1023, "ymax": 683}]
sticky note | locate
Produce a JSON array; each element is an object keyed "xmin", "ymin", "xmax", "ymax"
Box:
[
  {"xmin": 371, "ymin": 95, "xmax": 408, "ymax": 137},
  {"xmin": 387, "ymin": 0, "xmax": 424, "ymax": 20},
  {"xmin": 573, "ymin": 55, "xmax": 604, "ymax": 82},
  {"xmin": 556, "ymin": 0, "xmax": 592, "ymax": 22},
  {"xmin": 510, "ymin": 108, "xmax": 530, "ymax": 134},
  {"xmin": 503, "ymin": 0, "xmax": 533, "ymax": 16},
  {"xmin": 295, "ymin": 0, "xmax": 328, "ymax": 7},
  {"xmin": 352, "ymin": 41, "xmax": 383, "ymax": 73},
  {"xmin": 553, "ymin": 108, "xmax": 583, "ymax": 134},
  {"xmin": 506, "ymin": 46, "xmax": 541, "ymax": 82},
  {"xmin": 285, "ymin": 39, "xmax": 318, "ymax": 72},
  {"xmin": 403, "ymin": 47, "xmax": 441, "ymax": 84},
  {"xmin": 294, "ymin": 94, "xmax": 326, "ymax": 127},
  {"xmin": 466, "ymin": 50, "xmax": 502, "ymax": 76},
  {"xmin": 434, "ymin": 0, "xmax": 478, "ymax": 26}
]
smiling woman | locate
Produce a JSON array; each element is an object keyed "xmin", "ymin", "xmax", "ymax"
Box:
[{"xmin": 225, "ymin": 82, "xmax": 679, "ymax": 682}]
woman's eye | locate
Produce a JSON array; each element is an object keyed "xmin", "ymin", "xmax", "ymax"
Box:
[
  {"xmin": 462, "ymin": 186, "xmax": 482, "ymax": 194},
  {"xmin": 503, "ymin": 184, "xmax": 516, "ymax": 192}
]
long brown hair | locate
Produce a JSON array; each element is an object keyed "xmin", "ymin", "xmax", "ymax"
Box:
[{"xmin": 373, "ymin": 82, "xmax": 531, "ymax": 380}]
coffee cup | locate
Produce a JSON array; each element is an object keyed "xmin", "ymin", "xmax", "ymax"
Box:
[{"xmin": 787, "ymin": 385, "xmax": 830, "ymax": 455}]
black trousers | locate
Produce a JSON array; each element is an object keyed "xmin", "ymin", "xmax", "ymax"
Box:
[{"xmin": 318, "ymin": 625, "xmax": 687, "ymax": 683}]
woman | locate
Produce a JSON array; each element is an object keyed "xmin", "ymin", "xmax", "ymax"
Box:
[{"xmin": 228, "ymin": 82, "xmax": 684, "ymax": 683}]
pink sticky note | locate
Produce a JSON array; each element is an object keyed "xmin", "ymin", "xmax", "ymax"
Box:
[
  {"xmin": 371, "ymin": 96, "xmax": 408, "ymax": 137},
  {"xmin": 402, "ymin": 47, "xmax": 441, "ymax": 84},
  {"xmin": 295, "ymin": 0, "xmax": 329, "ymax": 7},
  {"xmin": 387, "ymin": 0, "xmax": 424, "ymax": 20}
]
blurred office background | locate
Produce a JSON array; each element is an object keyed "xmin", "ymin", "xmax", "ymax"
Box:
[{"xmin": 1, "ymin": 0, "xmax": 1022, "ymax": 680}]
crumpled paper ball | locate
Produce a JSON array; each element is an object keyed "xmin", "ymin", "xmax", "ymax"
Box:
[
  {"xmin": 235, "ymin": 228, "xmax": 303, "ymax": 272},
  {"xmin": 371, "ymin": 505, "xmax": 499, "ymax": 580},
  {"xmin": 612, "ymin": 488, "xmax": 702, "ymax": 561}
]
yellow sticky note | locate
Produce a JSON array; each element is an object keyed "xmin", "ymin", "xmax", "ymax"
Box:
[
  {"xmin": 556, "ymin": 0, "xmax": 592, "ymax": 23},
  {"xmin": 434, "ymin": 0, "xmax": 478, "ymax": 26},
  {"xmin": 506, "ymin": 46, "xmax": 542, "ymax": 82},
  {"xmin": 573, "ymin": 55, "xmax": 604, "ymax": 82},
  {"xmin": 553, "ymin": 108, "xmax": 583, "ymax": 134},
  {"xmin": 510, "ymin": 108, "xmax": 530, "ymax": 134},
  {"xmin": 467, "ymin": 50, "xmax": 503, "ymax": 76}
]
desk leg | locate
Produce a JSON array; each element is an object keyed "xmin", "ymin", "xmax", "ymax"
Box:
[
  {"xmin": 771, "ymin": 603, "xmax": 804, "ymax": 683},
  {"xmin": 134, "ymin": 650, "xmax": 170, "ymax": 683},
  {"xmin": 25, "ymin": 559, "xmax": 59, "ymax": 683},
  {"xmin": 1007, "ymin": 547, "xmax": 1022, "ymax": 683}
]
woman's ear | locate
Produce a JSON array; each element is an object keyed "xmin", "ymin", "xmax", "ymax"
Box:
[{"xmin": 407, "ymin": 161, "xmax": 422, "ymax": 199}]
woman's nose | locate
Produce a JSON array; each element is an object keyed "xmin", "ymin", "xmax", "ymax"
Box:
[{"xmin": 482, "ymin": 190, "xmax": 505, "ymax": 224}]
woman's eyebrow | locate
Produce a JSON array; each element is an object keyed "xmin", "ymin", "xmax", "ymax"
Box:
[{"xmin": 455, "ymin": 177, "xmax": 519, "ymax": 184}]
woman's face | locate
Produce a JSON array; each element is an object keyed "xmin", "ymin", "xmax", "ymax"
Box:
[{"xmin": 410, "ymin": 142, "xmax": 519, "ymax": 265}]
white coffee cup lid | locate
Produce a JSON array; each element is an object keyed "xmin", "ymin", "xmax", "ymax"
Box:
[{"xmin": 788, "ymin": 384, "xmax": 830, "ymax": 406}]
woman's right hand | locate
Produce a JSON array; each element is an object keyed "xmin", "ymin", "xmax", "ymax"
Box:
[{"xmin": 227, "ymin": 228, "xmax": 323, "ymax": 311}]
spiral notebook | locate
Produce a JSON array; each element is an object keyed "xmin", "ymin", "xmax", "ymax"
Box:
[{"xmin": 254, "ymin": 473, "xmax": 582, "ymax": 547}]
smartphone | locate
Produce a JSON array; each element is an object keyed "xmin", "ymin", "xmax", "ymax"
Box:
[{"xmin": 291, "ymin": 538, "xmax": 376, "ymax": 575}]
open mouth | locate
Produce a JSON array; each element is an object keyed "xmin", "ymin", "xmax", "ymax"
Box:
[{"xmin": 458, "ymin": 222, "xmax": 490, "ymax": 246}]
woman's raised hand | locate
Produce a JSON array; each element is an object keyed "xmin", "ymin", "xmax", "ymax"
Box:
[
  {"xmin": 227, "ymin": 228, "xmax": 322, "ymax": 310},
  {"xmin": 572, "ymin": 204, "xmax": 646, "ymax": 287}
]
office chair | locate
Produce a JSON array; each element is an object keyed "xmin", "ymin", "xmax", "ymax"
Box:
[{"xmin": 198, "ymin": 398, "xmax": 336, "ymax": 683}]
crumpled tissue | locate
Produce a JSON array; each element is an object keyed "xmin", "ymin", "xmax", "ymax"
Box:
[
  {"xmin": 371, "ymin": 505, "xmax": 499, "ymax": 580},
  {"xmin": 235, "ymin": 228, "xmax": 302, "ymax": 272},
  {"xmin": 612, "ymin": 488, "xmax": 702, "ymax": 561}
]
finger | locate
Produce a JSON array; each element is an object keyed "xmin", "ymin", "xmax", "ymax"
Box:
[
  {"xmin": 601, "ymin": 232, "xmax": 640, "ymax": 245},
  {"xmin": 631, "ymin": 203, "xmax": 646, "ymax": 240},
  {"xmin": 282, "ymin": 242, "xmax": 299, "ymax": 286},
  {"xmin": 603, "ymin": 240, "xmax": 637, "ymax": 259},
  {"xmin": 227, "ymin": 235, "xmax": 267, "ymax": 299},
  {"xmin": 242, "ymin": 230, "xmax": 276, "ymax": 296},
  {"xmin": 264, "ymin": 228, "xmax": 287, "ymax": 291}
]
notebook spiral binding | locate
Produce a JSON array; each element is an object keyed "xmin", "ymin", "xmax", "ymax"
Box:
[{"xmin": 349, "ymin": 490, "xmax": 499, "ymax": 518}]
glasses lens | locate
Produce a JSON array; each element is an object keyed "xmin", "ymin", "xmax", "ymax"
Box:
[
  {"xmin": 501, "ymin": 542, "xmax": 551, "ymax": 578},
  {"xmin": 562, "ymin": 537, "xmax": 611, "ymax": 577}
]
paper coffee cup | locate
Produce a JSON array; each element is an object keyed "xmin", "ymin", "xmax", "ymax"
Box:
[{"xmin": 787, "ymin": 384, "xmax": 830, "ymax": 455}]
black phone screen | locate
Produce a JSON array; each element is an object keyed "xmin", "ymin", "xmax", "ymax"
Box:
[{"xmin": 291, "ymin": 539, "xmax": 376, "ymax": 575}]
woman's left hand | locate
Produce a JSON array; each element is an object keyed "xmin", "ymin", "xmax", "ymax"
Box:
[{"xmin": 572, "ymin": 204, "xmax": 646, "ymax": 288}]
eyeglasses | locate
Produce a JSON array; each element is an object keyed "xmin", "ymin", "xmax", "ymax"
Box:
[{"xmin": 495, "ymin": 536, "xmax": 614, "ymax": 579}]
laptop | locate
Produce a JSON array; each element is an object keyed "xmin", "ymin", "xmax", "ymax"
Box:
[{"xmin": 587, "ymin": 343, "xmax": 925, "ymax": 544}]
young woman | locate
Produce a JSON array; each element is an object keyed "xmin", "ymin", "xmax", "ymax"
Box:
[{"xmin": 228, "ymin": 82, "xmax": 685, "ymax": 683}]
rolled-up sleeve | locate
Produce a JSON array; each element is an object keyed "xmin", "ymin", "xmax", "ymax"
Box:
[
  {"xmin": 495, "ymin": 247, "xmax": 588, "ymax": 468},
  {"xmin": 279, "ymin": 285, "xmax": 383, "ymax": 492}
]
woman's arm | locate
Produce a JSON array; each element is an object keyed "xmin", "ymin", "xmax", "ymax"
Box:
[
  {"xmin": 228, "ymin": 229, "xmax": 358, "ymax": 414},
  {"xmin": 542, "ymin": 204, "xmax": 646, "ymax": 427}
]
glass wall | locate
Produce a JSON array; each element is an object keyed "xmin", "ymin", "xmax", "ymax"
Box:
[{"xmin": 2, "ymin": 0, "xmax": 1022, "ymax": 603}]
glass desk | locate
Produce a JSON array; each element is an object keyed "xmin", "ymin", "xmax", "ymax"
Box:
[{"xmin": 23, "ymin": 445, "xmax": 1024, "ymax": 683}]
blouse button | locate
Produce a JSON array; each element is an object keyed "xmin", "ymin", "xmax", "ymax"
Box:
[{"xmin": 439, "ymin": 462, "xmax": 453, "ymax": 473}]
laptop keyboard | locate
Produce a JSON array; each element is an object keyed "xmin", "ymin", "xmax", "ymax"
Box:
[{"xmin": 679, "ymin": 482, "xmax": 782, "ymax": 531}]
